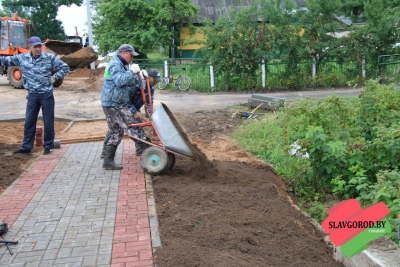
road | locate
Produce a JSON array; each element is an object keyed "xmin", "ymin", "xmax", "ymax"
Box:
[{"xmin": 0, "ymin": 75, "xmax": 361, "ymax": 121}]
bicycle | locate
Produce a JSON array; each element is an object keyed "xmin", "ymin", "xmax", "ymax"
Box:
[{"xmin": 157, "ymin": 67, "xmax": 191, "ymax": 91}]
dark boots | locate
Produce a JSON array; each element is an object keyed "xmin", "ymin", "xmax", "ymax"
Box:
[
  {"xmin": 103, "ymin": 145, "xmax": 123, "ymax": 170},
  {"xmin": 100, "ymin": 132, "xmax": 111, "ymax": 159}
]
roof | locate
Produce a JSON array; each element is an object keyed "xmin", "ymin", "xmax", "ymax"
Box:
[
  {"xmin": 192, "ymin": 0, "xmax": 306, "ymax": 22},
  {"xmin": 334, "ymin": 15, "xmax": 353, "ymax": 26}
]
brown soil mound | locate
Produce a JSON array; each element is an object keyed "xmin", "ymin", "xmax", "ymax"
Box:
[
  {"xmin": 153, "ymin": 109, "xmax": 343, "ymax": 267},
  {"xmin": 63, "ymin": 45, "xmax": 98, "ymax": 60}
]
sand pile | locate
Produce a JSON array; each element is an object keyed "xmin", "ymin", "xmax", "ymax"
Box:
[{"xmin": 63, "ymin": 46, "xmax": 98, "ymax": 60}]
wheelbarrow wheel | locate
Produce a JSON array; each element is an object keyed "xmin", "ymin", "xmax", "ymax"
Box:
[
  {"xmin": 166, "ymin": 152, "xmax": 175, "ymax": 170},
  {"xmin": 140, "ymin": 146, "xmax": 168, "ymax": 175}
]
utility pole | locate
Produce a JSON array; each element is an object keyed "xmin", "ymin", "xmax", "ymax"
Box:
[{"xmin": 85, "ymin": 0, "xmax": 95, "ymax": 69}]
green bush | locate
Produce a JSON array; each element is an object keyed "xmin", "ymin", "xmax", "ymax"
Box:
[{"xmin": 233, "ymin": 80, "xmax": 400, "ymax": 242}]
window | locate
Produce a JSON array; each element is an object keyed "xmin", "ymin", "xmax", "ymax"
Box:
[
  {"xmin": 0, "ymin": 21, "xmax": 8, "ymax": 50},
  {"xmin": 8, "ymin": 21, "xmax": 27, "ymax": 48}
]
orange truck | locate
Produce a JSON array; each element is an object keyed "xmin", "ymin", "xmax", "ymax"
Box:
[{"xmin": 0, "ymin": 13, "xmax": 98, "ymax": 89}]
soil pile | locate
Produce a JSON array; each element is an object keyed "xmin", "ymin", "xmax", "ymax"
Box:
[
  {"xmin": 153, "ymin": 109, "xmax": 343, "ymax": 267},
  {"xmin": 58, "ymin": 46, "xmax": 98, "ymax": 70},
  {"xmin": 63, "ymin": 45, "xmax": 98, "ymax": 60}
]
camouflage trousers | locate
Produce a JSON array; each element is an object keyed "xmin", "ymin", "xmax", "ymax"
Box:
[{"xmin": 102, "ymin": 106, "xmax": 146, "ymax": 146}]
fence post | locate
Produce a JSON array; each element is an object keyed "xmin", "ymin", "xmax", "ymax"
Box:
[
  {"xmin": 261, "ymin": 59, "xmax": 266, "ymax": 88},
  {"xmin": 164, "ymin": 60, "xmax": 168, "ymax": 78},
  {"xmin": 312, "ymin": 56, "xmax": 316, "ymax": 83},
  {"xmin": 210, "ymin": 63, "xmax": 215, "ymax": 91},
  {"xmin": 362, "ymin": 57, "xmax": 366, "ymax": 80}
]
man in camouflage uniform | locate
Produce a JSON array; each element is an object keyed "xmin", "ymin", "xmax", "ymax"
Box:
[
  {"xmin": 100, "ymin": 68, "xmax": 162, "ymax": 159},
  {"xmin": 0, "ymin": 36, "xmax": 69, "ymax": 155},
  {"xmin": 101, "ymin": 44, "xmax": 149, "ymax": 170}
]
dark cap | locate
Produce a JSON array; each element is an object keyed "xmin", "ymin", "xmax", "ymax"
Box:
[
  {"xmin": 148, "ymin": 68, "xmax": 162, "ymax": 82},
  {"xmin": 28, "ymin": 36, "xmax": 42, "ymax": 46},
  {"xmin": 118, "ymin": 44, "xmax": 139, "ymax": 56}
]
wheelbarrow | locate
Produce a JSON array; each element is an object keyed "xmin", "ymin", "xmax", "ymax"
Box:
[{"xmin": 127, "ymin": 76, "xmax": 192, "ymax": 175}]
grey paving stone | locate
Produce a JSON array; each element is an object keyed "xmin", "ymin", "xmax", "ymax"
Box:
[
  {"xmin": 82, "ymin": 254, "xmax": 98, "ymax": 266},
  {"xmin": 2, "ymin": 143, "xmax": 119, "ymax": 266},
  {"xmin": 47, "ymin": 239, "xmax": 63, "ymax": 249},
  {"xmin": 57, "ymin": 247, "xmax": 73, "ymax": 258},
  {"xmin": 33, "ymin": 238, "xmax": 51, "ymax": 251},
  {"xmin": 13, "ymin": 251, "xmax": 43, "ymax": 263},
  {"xmin": 13, "ymin": 242, "xmax": 35, "ymax": 253},
  {"xmin": 97, "ymin": 253, "xmax": 112, "ymax": 265},
  {"xmin": 36, "ymin": 260, "xmax": 56, "ymax": 267},
  {"xmin": 43, "ymin": 248, "xmax": 59, "ymax": 260},
  {"xmin": 54, "ymin": 256, "xmax": 83, "ymax": 265},
  {"xmin": 24, "ymin": 261, "xmax": 43, "ymax": 267},
  {"xmin": 71, "ymin": 245, "xmax": 99, "ymax": 257}
]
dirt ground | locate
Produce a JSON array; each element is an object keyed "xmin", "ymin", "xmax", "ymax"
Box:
[
  {"xmin": 0, "ymin": 69, "xmax": 343, "ymax": 266},
  {"xmin": 152, "ymin": 110, "xmax": 343, "ymax": 267}
]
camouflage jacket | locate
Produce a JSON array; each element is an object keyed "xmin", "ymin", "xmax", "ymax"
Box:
[
  {"xmin": 0, "ymin": 51, "xmax": 70, "ymax": 93},
  {"xmin": 101, "ymin": 55, "xmax": 138, "ymax": 107}
]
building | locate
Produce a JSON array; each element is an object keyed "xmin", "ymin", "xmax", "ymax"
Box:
[{"xmin": 171, "ymin": 0, "xmax": 306, "ymax": 58}]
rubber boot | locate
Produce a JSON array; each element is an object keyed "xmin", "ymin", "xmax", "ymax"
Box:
[
  {"xmin": 103, "ymin": 145, "xmax": 123, "ymax": 170},
  {"xmin": 100, "ymin": 132, "xmax": 111, "ymax": 159}
]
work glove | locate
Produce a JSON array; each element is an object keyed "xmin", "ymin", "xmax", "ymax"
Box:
[
  {"xmin": 138, "ymin": 71, "xmax": 144, "ymax": 80},
  {"xmin": 141, "ymin": 69, "xmax": 148, "ymax": 78},
  {"xmin": 51, "ymin": 76, "xmax": 56, "ymax": 84},
  {"xmin": 130, "ymin": 63, "xmax": 140, "ymax": 74}
]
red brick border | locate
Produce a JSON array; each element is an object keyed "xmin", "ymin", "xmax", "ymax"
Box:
[
  {"xmin": 111, "ymin": 141, "xmax": 153, "ymax": 267},
  {"xmin": 0, "ymin": 145, "xmax": 69, "ymax": 226}
]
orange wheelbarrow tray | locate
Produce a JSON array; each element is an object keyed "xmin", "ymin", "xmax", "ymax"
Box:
[{"xmin": 127, "ymin": 102, "xmax": 192, "ymax": 175}]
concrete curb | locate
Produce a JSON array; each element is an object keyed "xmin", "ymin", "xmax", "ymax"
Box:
[
  {"xmin": 145, "ymin": 172, "xmax": 162, "ymax": 252},
  {"xmin": 334, "ymin": 237, "xmax": 400, "ymax": 267}
]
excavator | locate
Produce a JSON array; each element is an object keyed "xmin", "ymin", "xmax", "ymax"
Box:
[{"xmin": 0, "ymin": 13, "xmax": 98, "ymax": 89}]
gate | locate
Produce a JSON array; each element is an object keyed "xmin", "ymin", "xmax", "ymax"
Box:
[{"xmin": 376, "ymin": 54, "xmax": 400, "ymax": 84}]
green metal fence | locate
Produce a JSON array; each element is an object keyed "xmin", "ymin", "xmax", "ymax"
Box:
[
  {"xmin": 376, "ymin": 54, "xmax": 400, "ymax": 84},
  {"xmin": 133, "ymin": 58, "xmax": 210, "ymax": 91},
  {"xmin": 265, "ymin": 58, "xmax": 313, "ymax": 89},
  {"xmin": 130, "ymin": 57, "xmax": 374, "ymax": 91}
]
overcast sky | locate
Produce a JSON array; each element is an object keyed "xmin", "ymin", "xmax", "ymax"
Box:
[{"xmin": 57, "ymin": 4, "xmax": 91, "ymax": 37}]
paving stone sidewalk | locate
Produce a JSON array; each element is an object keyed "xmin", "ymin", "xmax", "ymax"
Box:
[{"xmin": 0, "ymin": 141, "xmax": 154, "ymax": 267}]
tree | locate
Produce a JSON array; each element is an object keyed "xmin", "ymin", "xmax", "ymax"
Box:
[
  {"xmin": 1, "ymin": 0, "xmax": 83, "ymax": 40},
  {"xmin": 195, "ymin": 0, "xmax": 344, "ymax": 89},
  {"xmin": 92, "ymin": 0, "xmax": 198, "ymax": 56},
  {"xmin": 342, "ymin": 0, "xmax": 400, "ymax": 62}
]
